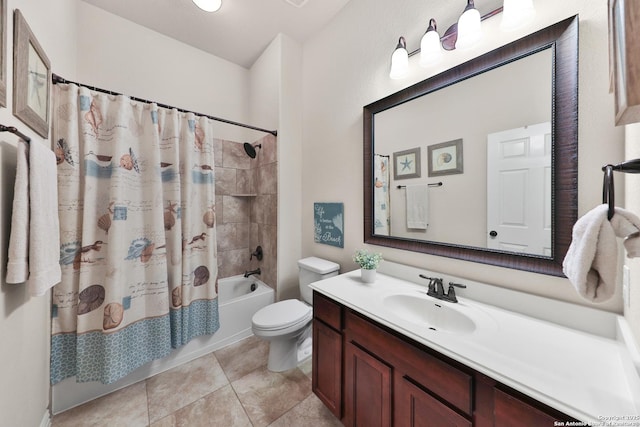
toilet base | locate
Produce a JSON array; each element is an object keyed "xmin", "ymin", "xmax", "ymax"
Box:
[
  {"xmin": 263, "ymin": 324, "xmax": 312, "ymax": 372},
  {"xmin": 267, "ymin": 338, "xmax": 299, "ymax": 372}
]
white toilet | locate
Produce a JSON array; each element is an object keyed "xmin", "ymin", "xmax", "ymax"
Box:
[{"xmin": 251, "ymin": 257, "xmax": 340, "ymax": 372}]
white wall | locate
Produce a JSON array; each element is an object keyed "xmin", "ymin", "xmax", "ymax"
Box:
[
  {"xmin": 250, "ymin": 33, "xmax": 303, "ymax": 301},
  {"xmin": 0, "ymin": 1, "xmax": 77, "ymax": 426},
  {"xmin": 625, "ymin": 124, "xmax": 640, "ymax": 350},
  {"xmin": 301, "ymin": 0, "xmax": 625, "ymax": 313},
  {"xmin": 76, "ymin": 2, "xmax": 253, "ymax": 143}
]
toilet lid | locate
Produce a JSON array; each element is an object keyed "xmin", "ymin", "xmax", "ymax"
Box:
[{"xmin": 252, "ymin": 300, "xmax": 312, "ymax": 330}]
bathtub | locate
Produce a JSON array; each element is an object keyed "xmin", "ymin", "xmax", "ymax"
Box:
[{"xmin": 52, "ymin": 275, "xmax": 274, "ymax": 414}]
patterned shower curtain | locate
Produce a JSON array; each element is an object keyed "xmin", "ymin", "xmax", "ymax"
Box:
[
  {"xmin": 374, "ymin": 154, "xmax": 390, "ymax": 235},
  {"xmin": 50, "ymin": 83, "xmax": 219, "ymax": 385}
]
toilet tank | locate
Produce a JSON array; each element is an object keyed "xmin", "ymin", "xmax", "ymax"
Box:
[{"xmin": 298, "ymin": 257, "xmax": 340, "ymax": 304}]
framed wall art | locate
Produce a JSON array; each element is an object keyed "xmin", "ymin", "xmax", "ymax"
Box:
[
  {"xmin": 427, "ymin": 139, "xmax": 463, "ymax": 177},
  {"xmin": 393, "ymin": 147, "xmax": 421, "ymax": 180},
  {"xmin": 314, "ymin": 202, "xmax": 344, "ymax": 248},
  {"xmin": 608, "ymin": 0, "xmax": 640, "ymax": 125},
  {"xmin": 0, "ymin": 0, "xmax": 7, "ymax": 107},
  {"xmin": 13, "ymin": 9, "xmax": 51, "ymax": 138}
]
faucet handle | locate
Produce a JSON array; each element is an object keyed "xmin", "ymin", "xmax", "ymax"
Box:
[
  {"xmin": 444, "ymin": 282, "xmax": 466, "ymax": 303},
  {"xmin": 448, "ymin": 282, "xmax": 466, "ymax": 289}
]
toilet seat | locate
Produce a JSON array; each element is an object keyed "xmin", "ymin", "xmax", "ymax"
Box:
[{"xmin": 252, "ymin": 299, "xmax": 312, "ymax": 331}]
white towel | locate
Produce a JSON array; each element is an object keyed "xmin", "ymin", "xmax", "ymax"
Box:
[
  {"xmin": 406, "ymin": 184, "xmax": 428, "ymax": 229},
  {"xmin": 6, "ymin": 140, "xmax": 62, "ymax": 296},
  {"xmin": 6, "ymin": 141, "xmax": 30, "ymax": 283},
  {"xmin": 562, "ymin": 204, "xmax": 640, "ymax": 303}
]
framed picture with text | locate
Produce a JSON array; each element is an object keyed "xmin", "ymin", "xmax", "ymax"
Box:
[{"xmin": 13, "ymin": 9, "xmax": 51, "ymax": 138}]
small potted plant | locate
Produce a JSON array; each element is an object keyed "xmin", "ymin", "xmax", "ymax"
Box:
[{"xmin": 353, "ymin": 249, "xmax": 383, "ymax": 283}]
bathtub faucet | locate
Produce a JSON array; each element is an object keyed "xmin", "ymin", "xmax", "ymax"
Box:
[{"xmin": 244, "ymin": 268, "xmax": 261, "ymax": 278}]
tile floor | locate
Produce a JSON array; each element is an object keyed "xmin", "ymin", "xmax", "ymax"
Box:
[{"xmin": 52, "ymin": 336, "xmax": 342, "ymax": 427}]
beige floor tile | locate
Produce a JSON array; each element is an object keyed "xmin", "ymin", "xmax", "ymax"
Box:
[
  {"xmin": 150, "ymin": 413, "xmax": 177, "ymax": 427},
  {"xmin": 232, "ymin": 366, "xmax": 312, "ymax": 427},
  {"xmin": 52, "ymin": 381, "xmax": 148, "ymax": 427},
  {"xmin": 269, "ymin": 393, "xmax": 343, "ymax": 427},
  {"xmin": 298, "ymin": 357, "xmax": 312, "ymax": 379},
  {"xmin": 146, "ymin": 352, "xmax": 229, "ymax": 423},
  {"xmin": 214, "ymin": 335, "xmax": 269, "ymax": 382},
  {"xmin": 172, "ymin": 384, "xmax": 252, "ymax": 427}
]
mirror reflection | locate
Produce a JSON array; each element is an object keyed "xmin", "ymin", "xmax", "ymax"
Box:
[
  {"xmin": 364, "ymin": 16, "xmax": 578, "ymax": 276},
  {"xmin": 373, "ymin": 49, "xmax": 552, "ymax": 256}
]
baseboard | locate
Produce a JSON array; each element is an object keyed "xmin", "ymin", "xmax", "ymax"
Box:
[{"xmin": 40, "ymin": 410, "xmax": 51, "ymax": 427}]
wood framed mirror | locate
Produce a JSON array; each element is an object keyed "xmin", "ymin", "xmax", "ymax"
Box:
[{"xmin": 363, "ymin": 16, "xmax": 578, "ymax": 276}]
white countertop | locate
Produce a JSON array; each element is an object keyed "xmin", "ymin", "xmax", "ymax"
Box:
[{"xmin": 310, "ymin": 268, "xmax": 640, "ymax": 423}]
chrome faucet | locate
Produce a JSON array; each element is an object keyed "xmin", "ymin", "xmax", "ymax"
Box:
[
  {"xmin": 419, "ymin": 274, "xmax": 466, "ymax": 303},
  {"xmin": 244, "ymin": 268, "xmax": 261, "ymax": 278}
]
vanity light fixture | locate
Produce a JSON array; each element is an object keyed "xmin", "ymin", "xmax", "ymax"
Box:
[
  {"xmin": 388, "ymin": 0, "xmax": 536, "ymax": 78},
  {"xmin": 455, "ymin": 0, "xmax": 482, "ymax": 50},
  {"xmin": 389, "ymin": 37, "xmax": 409, "ymax": 80},
  {"xmin": 192, "ymin": 0, "xmax": 222, "ymax": 12},
  {"xmin": 419, "ymin": 19, "xmax": 443, "ymax": 67}
]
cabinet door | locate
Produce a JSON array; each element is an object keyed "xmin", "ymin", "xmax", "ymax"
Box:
[
  {"xmin": 312, "ymin": 319, "xmax": 342, "ymax": 418},
  {"xmin": 494, "ymin": 388, "xmax": 562, "ymax": 426},
  {"xmin": 395, "ymin": 375, "xmax": 471, "ymax": 427},
  {"xmin": 344, "ymin": 341, "xmax": 392, "ymax": 427}
]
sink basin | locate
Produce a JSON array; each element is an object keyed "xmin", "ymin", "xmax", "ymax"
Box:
[{"xmin": 383, "ymin": 293, "xmax": 476, "ymax": 333}]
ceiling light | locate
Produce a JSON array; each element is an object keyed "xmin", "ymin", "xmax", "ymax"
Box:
[
  {"xmin": 389, "ymin": 37, "xmax": 409, "ymax": 80},
  {"xmin": 420, "ymin": 19, "xmax": 443, "ymax": 67},
  {"xmin": 456, "ymin": 0, "xmax": 482, "ymax": 50},
  {"xmin": 192, "ymin": 0, "xmax": 222, "ymax": 12}
]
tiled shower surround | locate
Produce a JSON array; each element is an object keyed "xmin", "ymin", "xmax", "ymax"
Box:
[{"xmin": 214, "ymin": 134, "xmax": 277, "ymax": 290}]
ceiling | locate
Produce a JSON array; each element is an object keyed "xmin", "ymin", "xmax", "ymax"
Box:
[{"xmin": 81, "ymin": 0, "xmax": 352, "ymax": 69}]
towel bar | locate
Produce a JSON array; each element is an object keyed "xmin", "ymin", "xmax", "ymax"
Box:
[
  {"xmin": 0, "ymin": 124, "xmax": 31, "ymax": 143},
  {"xmin": 602, "ymin": 159, "xmax": 640, "ymax": 220},
  {"xmin": 397, "ymin": 182, "xmax": 443, "ymax": 189}
]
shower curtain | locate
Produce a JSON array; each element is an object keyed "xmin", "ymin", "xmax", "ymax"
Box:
[
  {"xmin": 374, "ymin": 154, "xmax": 390, "ymax": 235},
  {"xmin": 50, "ymin": 84, "xmax": 219, "ymax": 384}
]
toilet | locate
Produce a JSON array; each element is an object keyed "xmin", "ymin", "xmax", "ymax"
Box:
[{"xmin": 251, "ymin": 257, "xmax": 340, "ymax": 372}]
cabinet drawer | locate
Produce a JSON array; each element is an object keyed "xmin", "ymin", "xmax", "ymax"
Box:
[
  {"xmin": 313, "ymin": 291, "xmax": 342, "ymax": 331},
  {"xmin": 345, "ymin": 310, "xmax": 472, "ymax": 416}
]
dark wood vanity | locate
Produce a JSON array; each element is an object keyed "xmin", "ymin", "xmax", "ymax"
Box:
[{"xmin": 312, "ymin": 291, "xmax": 576, "ymax": 426}]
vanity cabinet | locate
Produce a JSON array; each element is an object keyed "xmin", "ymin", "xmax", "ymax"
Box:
[{"xmin": 312, "ymin": 291, "xmax": 576, "ymax": 427}]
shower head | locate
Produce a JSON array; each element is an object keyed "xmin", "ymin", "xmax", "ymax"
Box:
[{"xmin": 243, "ymin": 142, "xmax": 262, "ymax": 159}]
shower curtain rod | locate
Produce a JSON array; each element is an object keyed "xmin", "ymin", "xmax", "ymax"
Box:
[{"xmin": 52, "ymin": 74, "xmax": 278, "ymax": 137}]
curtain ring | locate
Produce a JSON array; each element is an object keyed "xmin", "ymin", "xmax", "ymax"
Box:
[{"xmin": 603, "ymin": 165, "xmax": 615, "ymax": 220}]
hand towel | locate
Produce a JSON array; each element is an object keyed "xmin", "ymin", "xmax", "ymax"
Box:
[
  {"xmin": 27, "ymin": 141, "xmax": 62, "ymax": 296},
  {"xmin": 406, "ymin": 184, "xmax": 428, "ymax": 229},
  {"xmin": 6, "ymin": 140, "xmax": 62, "ymax": 296},
  {"xmin": 562, "ymin": 204, "xmax": 640, "ymax": 303},
  {"xmin": 6, "ymin": 141, "xmax": 30, "ymax": 283}
]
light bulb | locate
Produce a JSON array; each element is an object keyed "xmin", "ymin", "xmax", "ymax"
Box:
[
  {"xmin": 456, "ymin": 0, "xmax": 482, "ymax": 50},
  {"xmin": 192, "ymin": 0, "xmax": 222, "ymax": 12},
  {"xmin": 420, "ymin": 19, "xmax": 442, "ymax": 67},
  {"xmin": 501, "ymin": 0, "xmax": 536, "ymax": 31},
  {"xmin": 389, "ymin": 37, "xmax": 409, "ymax": 79}
]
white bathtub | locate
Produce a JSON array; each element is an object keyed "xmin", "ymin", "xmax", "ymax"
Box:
[{"xmin": 52, "ymin": 275, "xmax": 274, "ymax": 414}]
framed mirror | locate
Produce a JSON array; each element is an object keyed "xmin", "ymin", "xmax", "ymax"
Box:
[{"xmin": 363, "ymin": 16, "xmax": 578, "ymax": 276}]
